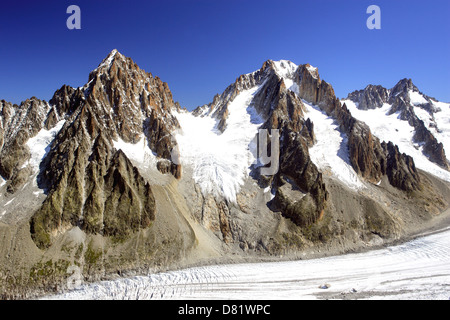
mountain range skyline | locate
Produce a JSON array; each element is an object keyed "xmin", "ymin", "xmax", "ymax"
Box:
[
  {"xmin": 1, "ymin": 47, "xmax": 449, "ymax": 299},
  {"xmin": 1, "ymin": 1, "xmax": 450, "ymax": 301},
  {"xmin": 1, "ymin": 0, "xmax": 449, "ymax": 109}
]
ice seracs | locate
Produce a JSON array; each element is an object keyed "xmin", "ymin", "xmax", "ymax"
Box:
[
  {"xmin": 173, "ymin": 85, "xmax": 264, "ymax": 203},
  {"xmin": 176, "ymin": 58, "xmax": 367, "ymax": 200}
]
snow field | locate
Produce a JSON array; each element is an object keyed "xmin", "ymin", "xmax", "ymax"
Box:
[
  {"xmin": 408, "ymin": 90, "xmax": 450, "ymax": 155},
  {"xmin": 172, "ymin": 86, "xmax": 264, "ymax": 203},
  {"xmin": 343, "ymin": 100, "xmax": 450, "ymax": 182},
  {"xmin": 24, "ymin": 120, "xmax": 66, "ymax": 172},
  {"xmin": 302, "ymin": 101, "xmax": 366, "ymax": 190},
  {"xmin": 113, "ymin": 135, "xmax": 158, "ymax": 170}
]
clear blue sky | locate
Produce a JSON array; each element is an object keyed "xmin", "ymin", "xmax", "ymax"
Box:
[{"xmin": 1, "ymin": 0, "xmax": 449, "ymax": 110}]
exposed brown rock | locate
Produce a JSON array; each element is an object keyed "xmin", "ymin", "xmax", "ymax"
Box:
[
  {"xmin": 347, "ymin": 85, "xmax": 389, "ymax": 110},
  {"xmin": 347, "ymin": 79, "xmax": 449, "ymax": 170},
  {"xmin": 382, "ymin": 141, "xmax": 421, "ymax": 191},
  {"xmin": 272, "ymin": 128, "xmax": 328, "ymax": 227},
  {"xmin": 0, "ymin": 98, "xmax": 54, "ymax": 192},
  {"xmin": 294, "ymin": 66, "xmax": 422, "ymax": 191},
  {"xmin": 30, "ymin": 106, "xmax": 157, "ymax": 249},
  {"xmin": 27, "ymin": 50, "xmax": 182, "ymax": 248}
]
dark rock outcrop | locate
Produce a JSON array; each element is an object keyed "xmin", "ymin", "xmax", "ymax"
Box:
[
  {"xmin": 273, "ymin": 128, "xmax": 328, "ymax": 227},
  {"xmin": 347, "ymin": 78, "xmax": 449, "ymax": 170},
  {"xmin": 0, "ymin": 98, "xmax": 55, "ymax": 192},
  {"xmin": 0, "ymin": 50, "xmax": 182, "ymax": 249},
  {"xmin": 291, "ymin": 65, "xmax": 422, "ymax": 190},
  {"xmin": 347, "ymin": 85, "xmax": 389, "ymax": 110},
  {"xmin": 382, "ymin": 141, "xmax": 421, "ymax": 191}
]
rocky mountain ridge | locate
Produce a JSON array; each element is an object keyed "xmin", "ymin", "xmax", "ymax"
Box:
[
  {"xmin": 346, "ymin": 79, "xmax": 449, "ymax": 170},
  {"xmin": 0, "ymin": 51, "xmax": 449, "ymax": 298}
]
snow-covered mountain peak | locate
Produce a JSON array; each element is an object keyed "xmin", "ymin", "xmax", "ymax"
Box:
[
  {"xmin": 344, "ymin": 77, "xmax": 450, "ymax": 176},
  {"xmin": 304, "ymin": 64, "xmax": 319, "ymax": 79},
  {"xmin": 271, "ymin": 59, "xmax": 298, "ymax": 79},
  {"xmin": 3, "ymin": 51, "xmax": 450, "ymax": 298},
  {"xmin": 267, "ymin": 60, "xmax": 319, "ymax": 86},
  {"xmin": 96, "ymin": 49, "xmax": 122, "ymax": 71},
  {"xmin": 391, "ymin": 78, "xmax": 419, "ymax": 97}
]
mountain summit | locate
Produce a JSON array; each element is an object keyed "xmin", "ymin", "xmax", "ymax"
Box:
[
  {"xmin": 344, "ymin": 79, "xmax": 450, "ymax": 171},
  {"xmin": 1, "ymin": 51, "xmax": 449, "ymax": 298}
]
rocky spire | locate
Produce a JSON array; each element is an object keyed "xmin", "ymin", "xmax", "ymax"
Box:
[{"xmin": 21, "ymin": 50, "xmax": 183, "ymax": 248}]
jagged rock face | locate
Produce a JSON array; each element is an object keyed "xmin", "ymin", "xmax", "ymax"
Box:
[
  {"xmin": 0, "ymin": 98, "xmax": 56, "ymax": 193},
  {"xmin": 272, "ymin": 128, "xmax": 328, "ymax": 227},
  {"xmin": 85, "ymin": 50, "xmax": 181, "ymax": 162},
  {"xmin": 382, "ymin": 141, "xmax": 421, "ymax": 191},
  {"xmin": 29, "ymin": 51, "xmax": 183, "ymax": 248},
  {"xmin": 29, "ymin": 98, "xmax": 157, "ymax": 248},
  {"xmin": 333, "ymin": 102, "xmax": 385, "ymax": 183},
  {"xmin": 46, "ymin": 85, "xmax": 83, "ymax": 129},
  {"xmin": 347, "ymin": 85, "xmax": 389, "ymax": 110},
  {"xmin": 31, "ymin": 137, "xmax": 155, "ymax": 249},
  {"xmin": 292, "ymin": 65, "xmax": 385, "ymax": 184},
  {"xmin": 0, "ymin": 53, "xmax": 439, "ymax": 249},
  {"xmin": 347, "ymin": 122, "xmax": 385, "ymax": 183},
  {"xmin": 0, "ymin": 100, "xmax": 17, "ymax": 147},
  {"xmin": 2, "ymin": 53, "xmax": 450, "ymax": 299},
  {"xmin": 390, "ymin": 95, "xmax": 448, "ymax": 169},
  {"xmin": 251, "ymin": 64, "xmax": 326, "ymax": 226},
  {"xmin": 389, "ymin": 78, "xmax": 417, "ymax": 99},
  {"xmin": 414, "ymin": 119, "xmax": 447, "ymax": 168},
  {"xmin": 288, "ymin": 64, "xmax": 423, "ymax": 191},
  {"xmin": 0, "ymin": 50, "xmax": 183, "ymax": 249},
  {"xmin": 293, "ymin": 64, "xmax": 321, "ymax": 104},
  {"xmin": 192, "ymin": 60, "xmax": 272, "ymax": 132},
  {"xmin": 347, "ymin": 79, "xmax": 449, "ymax": 170},
  {"xmin": 193, "ymin": 60, "xmax": 326, "ymax": 228},
  {"xmin": 196, "ymin": 59, "xmax": 315, "ymax": 146},
  {"xmin": 191, "ymin": 58, "xmax": 425, "ymax": 229}
]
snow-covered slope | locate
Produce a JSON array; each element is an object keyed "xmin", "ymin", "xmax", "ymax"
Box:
[
  {"xmin": 113, "ymin": 135, "xmax": 158, "ymax": 171},
  {"xmin": 273, "ymin": 61, "xmax": 364, "ymax": 190},
  {"xmin": 303, "ymin": 101, "xmax": 365, "ymax": 190},
  {"xmin": 24, "ymin": 120, "xmax": 66, "ymax": 172},
  {"xmin": 173, "ymin": 85, "xmax": 264, "ymax": 203},
  {"xmin": 409, "ymin": 91, "xmax": 450, "ymax": 156},
  {"xmin": 432, "ymin": 100, "xmax": 450, "ymax": 153},
  {"xmin": 3, "ymin": 52, "xmax": 450, "ymax": 300},
  {"xmin": 343, "ymin": 99, "xmax": 450, "ymax": 182},
  {"xmin": 174, "ymin": 59, "xmax": 366, "ymax": 201},
  {"xmin": 345, "ymin": 80, "xmax": 450, "ymax": 172}
]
